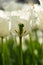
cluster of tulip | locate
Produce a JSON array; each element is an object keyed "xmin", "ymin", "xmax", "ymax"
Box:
[
  {"xmin": 0, "ymin": 0, "xmax": 43, "ymax": 65},
  {"xmin": 0, "ymin": 0, "xmax": 43, "ymax": 38}
]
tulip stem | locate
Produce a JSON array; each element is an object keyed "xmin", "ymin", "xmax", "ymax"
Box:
[
  {"xmin": 1, "ymin": 37, "xmax": 3, "ymax": 44},
  {"xmin": 29, "ymin": 33, "xmax": 32, "ymax": 44},
  {"xmin": 18, "ymin": 24, "xmax": 24, "ymax": 65},
  {"xmin": 35, "ymin": 29, "xmax": 38, "ymax": 43},
  {"xmin": 42, "ymin": 32, "xmax": 43, "ymax": 43},
  {"xmin": 29, "ymin": 32, "xmax": 34, "ymax": 53},
  {"xmin": 1, "ymin": 37, "xmax": 4, "ymax": 65}
]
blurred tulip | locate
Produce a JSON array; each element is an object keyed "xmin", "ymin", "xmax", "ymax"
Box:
[
  {"xmin": 0, "ymin": 10, "xmax": 10, "ymax": 37},
  {"xmin": 36, "ymin": 7, "xmax": 43, "ymax": 31},
  {"xmin": 3, "ymin": 1, "xmax": 23, "ymax": 11},
  {"xmin": 10, "ymin": 9, "xmax": 32, "ymax": 36},
  {"xmin": 39, "ymin": 0, "xmax": 43, "ymax": 7},
  {"xmin": 34, "ymin": 49, "xmax": 38, "ymax": 55}
]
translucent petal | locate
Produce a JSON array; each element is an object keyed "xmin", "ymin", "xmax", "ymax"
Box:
[
  {"xmin": 10, "ymin": 11, "xmax": 32, "ymax": 36},
  {"xmin": 0, "ymin": 11, "xmax": 10, "ymax": 37}
]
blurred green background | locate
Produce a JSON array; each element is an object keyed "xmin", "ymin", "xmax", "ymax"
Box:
[{"xmin": 0, "ymin": 30, "xmax": 43, "ymax": 65}]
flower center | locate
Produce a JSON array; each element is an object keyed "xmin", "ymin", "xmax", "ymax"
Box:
[
  {"xmin": 18, "ymin": 23, "xmax": 24, "ymax": 35},
  {"xmin": 15, "ymin": 23, "xmax": 26, "ymax": 36}
]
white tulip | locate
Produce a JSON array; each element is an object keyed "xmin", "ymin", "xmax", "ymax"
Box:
[
  {"xmin": 0, "ymin": 10, "xmax": 10, "ymax": 37},
  {"xmin": 37, "ymin": 30, "xmax": 42, "ymax": 44},
  {"xmin": 3, "ymin": 1, "xmax": 23, "ymax": 11},
  {"xmin": 34, "ymin": 4, "xmax": 41, "ymax": 12},
  {"xmin": 21, "ymin": 4, "xmax": 39, "ymax": 31},
  {"xmin": 30, "ymin": 8, "xmax": 39, "ymax": 30},
  {"xmin": 35, "ymin": 7, "xmax": 43, "ymax": 31},
  {"xmin": 34, "ymin": 49, "xmax": 38, "ymax": 55},
  {"xmin": 10, "ymin": 10, "xmax": 32, "ymax": 36},
  {"xmin": 21, "ymin": 4, "xmax": 34, "ymax": 12},
  {"xmin": 39, "ymin": 0, "xmax": 43, "ymax": 7},
  {"xmin": 33, "ymin": 4, "xmax": 43, "ymax": 31}
]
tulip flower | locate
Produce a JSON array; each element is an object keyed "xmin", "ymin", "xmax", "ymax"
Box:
[
  {"xmin": 10, "ymin": 7, "xmax": 34, "ymax": 65},
  {"xmin": 10, "ymin": 10, "xmax": 32, "ymax": 36},
  {"xmin": 32, "ymin": 4, "xmax": 43, "ymax": 44},
  {"xmin": 39, "ymin": 0, "xmax": 43, "ymax": 7},
  {"xmin": 32, "ymin": 5, "xmax": 41, "ymax": 29},
  {"xmin": 0, "ymin": 10, "xmax": 10, "ymax": 37},
  {"xmin": 3, "ymin": 1, "xmax": 23, "ymax": 11},
  {"xmin": 30, "ymin": 8, "xmax": 39, "ymax": 31},
  {"xmin": 0, "ymin": 10, "xmax": 10, "ymax": 64},
  {"xmin": 34, "ymin": 6, "xmax": 43, "ymax": 32}
]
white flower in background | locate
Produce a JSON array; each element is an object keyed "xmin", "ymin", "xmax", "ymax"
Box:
[
  {"xmin": 10, "ymin": 9, "xmax": 32, "ymax": 36},
  {"xmin": 19, "ymin": 11, "xmax": 31, "ymax": 21},
  {"xmin": 34, "ymin": 4, "xmax": 41, "ymax": 12},
  {"xmin": 30, "ymin": 9, "xmax": 39, "ymax": 30},
  {"xmin": 34, "ymin": 49, "xmax": 38, "ymax": 55},
  {"xmin": 21, "ymin": 4, "xmax": 34, "ymax": 12},
  {"xmin": 24, "ymin": 35, "xmax": 30, "ymax": 40},
  {"xmin": 3, "ymin": 1, "xmax": 23, "ymax": 11},
  {"xmin": 31, "ymin": 31, "xmax": 36, "ymax": 41},
  {"xmin": 39, "ymin": 0, "xmax": 43, "ymax": 7},
  {"xmin": 37, "ymin": 30, "xmax": 42, "ymax": 44},
  {"xmin": 36, "ymin": 7, "xmax": 43, "ymax": 31},
  {"xmin": 38, "ymin": 37, "xmax": 42, "ymax": 45},
  {"xmin": 0, "ymin": 10, "xmax": 10, "ymax": 37},
  {"xmin": 32, "ymin": 4, "xmax": 43, "ymax": 31}
]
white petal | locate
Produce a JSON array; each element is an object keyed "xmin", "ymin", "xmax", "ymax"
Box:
[
  {"xmin": 0, "ymin": 11, "xmax": 10, "ymax": 37},
  {"xmin": 10, "ymin": 14, "xmax": 31, "ymax": 36}
]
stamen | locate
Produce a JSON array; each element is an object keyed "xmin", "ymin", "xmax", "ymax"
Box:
[
  {"xmin": 18, "ymin": 23, "xmax": 24, "ymax": 35},
  {"xmin": 24, "ymin": 30, "xmax": 26, "ymax": 34},
  {"xmin": 15, "ymin": 30, "xmax": 18, "ymax": 33}
]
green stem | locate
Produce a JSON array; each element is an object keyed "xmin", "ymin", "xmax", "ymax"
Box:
[
  {"xmin": 41, "ymin": 32, "xmax": 43, "ymax": 65},
  {"xmin": 29, "ymin": 32, "xmax": 34, "ymax": 53},
  {"xmin": 1, "ymin": 37, "xmax": 5, "ymax": 65},
  {"xmin": 29, "ymin": 33, "xmax": 32, "ymax": 44},
  {"xmin": 1, "ymin": 37, "xmax": 3, "ymax": 44},
  {"xmin": 35, "ymin": 29, "xmax": 38, "ymax": 43},
  {"xmin": 19, "ymin": 36, "xmax": 23, "ymax": 65},
  {"xmin": 18, "ymin": 24, "xmax": 24, "ymax": 65},
  {"xmin": 29, "ymin": 32, "xmax": 35, "ymax": 64},
  {"xmin": 1, "ymin": 37, "xmax": 3, "ymax": 65},
  {"xmin": 42, "ymin": 32, "xmax": 43, "ymax": 43}
]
